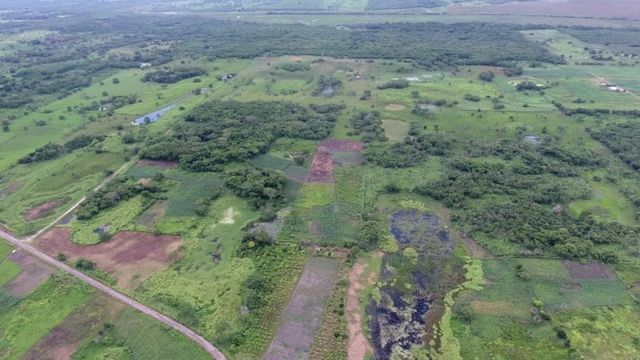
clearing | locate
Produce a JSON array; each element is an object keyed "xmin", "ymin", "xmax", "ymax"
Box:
[
  {"xmin": 264, "ymin": 256, "xmax": 341, "ymax": 360},
  {"xmin": 36, "ymin": 228, "xmax": 181, "ymax": 290}
]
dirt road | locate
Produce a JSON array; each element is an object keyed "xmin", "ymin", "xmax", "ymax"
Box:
[{"xmin": 0, "ymin": 228, "xmax": 226, "ymax": 360}]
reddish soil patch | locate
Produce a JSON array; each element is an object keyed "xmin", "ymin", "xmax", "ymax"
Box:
[
  {"xmin": 264, "ymin": 257, "xmax": 341, "ymax": 360},
  {"xmin": 563, "ymin": 261, "xmax": 616, "ymax": 280},
  {"xmin": 307, "ymin": 139, "xmax": 364, "ymax": 183},
  {"xmin": 319, "ymin": 139, "xmax": 363, "ymax": 153},
  {"xmin": 5, "ymin": 250, "xmax": 54, "ymax": 296},
  {"xmin": 137, "ymin": 159, "xmax": 177, "ymax": 169},
  {"xmin": 448, "ymin": 0, "xmax": 640, "ymax": 20},
  {"xmin": 347, "ymin": 261, "xmax": 375, "ymax": 360},
  {"xmin": 23, "ymin": 293, "xmax": 124, "ymax": 360},
  {"xmin": 306, "ymin": 150, "xmax": 334, "ymax": 183},
  {"xmin": 36, "ymin": 228, "xmax": 181, "ymax": 290},
  {"xmin": 24, "ymin": 198, "xmax": 68, "ymax": 221}
]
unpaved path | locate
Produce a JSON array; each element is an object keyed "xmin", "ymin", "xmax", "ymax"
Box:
[
  {"xmin": 26, "ymin": 160, "xmax": 133, "ymax": 242},
  {"xmin": 347, "ymin": 260, "xmax": 375, "ymax": 360},
  {"xmin": 0, "ymin": 227, "xmax": 226, "ymax": 360}
]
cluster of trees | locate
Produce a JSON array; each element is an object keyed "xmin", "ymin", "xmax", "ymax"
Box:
[
  {"xmin": 313, "ymin": 75, "xmax": 342, "ymax": 96},
  {"xmin": 377, "ymin": 79, "xmax": 409, "ymax": 90},
  {"xmin": 224, "ymin": 166, "xmax": 286, "ymax": 210},
  {"xmin": 365, "ymin": 133, "xmax": 451, "ymax": 168},
  {"xmin": 350, "ymin": 111, "xmax": 386, "ymax": 142},
  {"xmin": 76, "ymin": 176, "xmax": 161, "ymax": 220},
  {"xmin": 478, "ymin": 71, "xmax": 495, "ymax": 82},
  {"xmin": 591, "ymin": 122, "xmax": 640, "ymax": 169},
  {"xmin": 412, "ymin": 137, "xmax": 631, "ymax": 261},
  {"xmin": 141, "ymin": 100, "xmax": 343, "ymax": 172},
  {"xmin": 141, "ymin": 67, "xmax": 206, "ymax": 84},
  {"xmin": 553, "ymin": 101, "xmax": 640, "ymax": 117},
  {"xmin": 18, "ymin": 134, "xmax": 105, "ymax": 164},
  {"xmin": 81, "ymin": 94, "xmax": 139, "ymax": 112},
  {"xmin": 277, "ymin": 63, "xmax": 310, "ymax": 72}
]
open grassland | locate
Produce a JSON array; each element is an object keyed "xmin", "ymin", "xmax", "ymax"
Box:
[
  {"xmin": 0, "ymin": 151, "xmax": 124, "ymax": 235},
  {"xmin": 0, "ymin": 274, "xmax": 93, "ymax": 360},
  {"xmin": 73, "ymin": 307, "xmax": 211, "ymax": 360}
]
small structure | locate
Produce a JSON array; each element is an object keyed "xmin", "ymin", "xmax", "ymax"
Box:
[
  {"xmin": 219, "ymin": 73, "xmax": 235, "ymax": 81},
  {"xmin": 139, "ymin": 62, "xmax": 152, "ymax": 69}
]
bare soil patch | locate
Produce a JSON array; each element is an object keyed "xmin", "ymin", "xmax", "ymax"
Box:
[
  {"xmin": 36, "ymin": 228, "xmax": 181, "ymax": 290},
  {"xmin": 307, "ymin": 139, "xmax": 364, "ymax": 183},
  {"xmin": 563, "ymin": 261, "xmax": 616, "ymax": 280},
  {"xmin": 347, "ymin": 260, "xmax": 375, "ymax": 360},
  {"xmin": 24, "ymin": 198, "xmax": 68, "ymax": 221},
  {"xmin": 23, "ymin": 293, "xmax": 124, "ymax": 360},
  {"xmin": 318, "ymin": 139, "xmax": 363, "ymax": 153},
  {"xmin": 5, "ymin": 250, "xmax": 54, "ymax": 296},
  {"xmin": 137, "ymin": 159, "xmax": 177, "ymax": 169},
  {"xmin": 461, "ymin": 233, "xmax": 490, "ymax": 258},
  {"xmin": 264, "ymin": 257, "xmax": 341, "ymax": 360},
  {"xmin": 306, "ymin": 151, "xmax": 334, "ymax": 183},
  {"xmin": 384, "ymin": 104, "xmax": 406, "ymax": 111},
  {"xmin": 288, "ymin": 56, "xmax": 306, "ymax": 62}
]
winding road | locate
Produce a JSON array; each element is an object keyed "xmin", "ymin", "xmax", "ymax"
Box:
[
  {"xmin": 0, "ymin": 159, "xmax": 226, "ymax": 359},
  {"xmin": 0, "ymin": 227, "xmax": 226, "ymax": 360}
]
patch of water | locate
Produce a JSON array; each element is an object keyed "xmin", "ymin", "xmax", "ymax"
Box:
[{"xmin": 132, "ymin": 104, "xmax": 177, "ymax": 125}]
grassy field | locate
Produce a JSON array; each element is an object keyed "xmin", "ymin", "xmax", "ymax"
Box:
[{"xmin": 0, "ymin": 274, "xmax": 93, "ymax": 360}]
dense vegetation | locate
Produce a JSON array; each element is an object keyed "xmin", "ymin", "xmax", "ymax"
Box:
[
  {"xmin": 141, "ymin": 100, "xmax": 343, "ymax": 171},
  {"xmin": 18, "ymin": 135, "xmax": 105, "ymax": 164},
  {"xmin": 591, "ymin": 122, "xmax": 640, "ymax": 169},
  {"xmin": 141, "ymin": 67, "xmax": 207, "ymax": 84}
]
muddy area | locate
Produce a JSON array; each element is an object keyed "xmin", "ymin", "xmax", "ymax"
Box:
[
  {"xmin": 137, "ymin": 159, "xmax": 177, "ymax": 169},
  {"xmin": 24, "ymin": 198, "xmax": 68, "ymax": 221},
  {"xmin": 563, "ymin": 261, "xmax": 616, "ymax": 280},
  {"xmin": 36, "ymin": 228, "xmax": 181, "ymax": 290},
  {"xmin": 5, "ymin": 250, "xmax": 54, "ymax": 296},
  {"xmin": 306, "ymin": 151, "xmax": 334, "ymax": 183},
  {"xmin": 347, "ymin": 260, "xmax": 377, "ymax": 360},
  {"xmin": 368, "ymin": 210, "xmax": 457, "ymax": 359},
  {"xmin": 264, "ymin": 257, "xmax": 341, "ymax": 360},
  {"xmin": 307, "ymin": 139, "xmax": 364, "ymax": 183}
]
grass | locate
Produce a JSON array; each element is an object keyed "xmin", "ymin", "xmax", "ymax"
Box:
[
  {"xmin": 0, "ymin": 274, "xmax": 93, "ymax": 360},
  {"xmin": 164, "ymin": 170, "xmax": 224, "ymax": 217},
  {"xmin": 73, "ymin": 307, "xmax": 211, "ymax": 360},
  {"xmin": 0, "ymin": 151, "xmax": 124, "ymax": 235},
  {"xmin": 0, "ymin": 258, "xmax": 20, "ymax": 286},
  {"xmin": 381, "ymin": 119, "xmax": 410, "ymax": 142},
  {"xmin": 451, "ymin": 257, "xmax": 637, "ymax": 359},
  {"xmin": 70, "ymin": 196, "xmax": 146, "ymax": 245},
  {"xmin": 569, "ymin": 178, "xmax": 637, "ymax": 225},
  {"xmin": 299, "ymin": 183, "xmax": 335, "ymax": 208}
]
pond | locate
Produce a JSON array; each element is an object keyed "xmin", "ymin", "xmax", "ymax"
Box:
[{"xmin": 131, "ymin": 104, "xmax": 176, "ymax": 125}]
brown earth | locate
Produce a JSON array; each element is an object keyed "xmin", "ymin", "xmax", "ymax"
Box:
[
  {"xmin": 318, "ymin": 139, "xmax": 364, "ymax": 153},
  {"xmin": 23, "ymin": 293, "xmax": 125, "ymax": 360},
  {"xmin": 264, "ymin": 257, "xmax": 341, "ymax": 360},
  {"xmin": 24, "ymin": 198, "xmax": 68, "ymax": 221},
  {"xmin": 5, "ymin": 250, "xmax": 54, "ymax": 296},
  {"xmin": 346, "ymin": 260, "xmax": 376, "ymax": 360},
  {"xmin": 563, "ymin": 261, "xmax": 616, "ymax": 280},
  {"xmin": 36, "ymin": 228, "xmax": 181, "ymax": 290},
  {"xmin": 137, "ymin": 159, "xmax": 177, "ymax": 169},
  {"xmin": 306, "ymin": 151, "xmax": 334, "ymax": 183},
  {"xmin": 384, "ymin": 104, "xmax": 406, "ymax": 111},
  {"xmin": 448, "ymin": 0, "xmax": 640, "ymax": 21}
]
